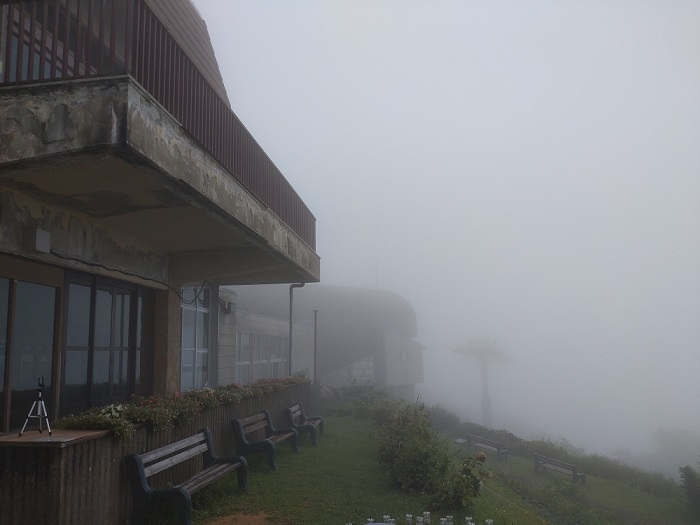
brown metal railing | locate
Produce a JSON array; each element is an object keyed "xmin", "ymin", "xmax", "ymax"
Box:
[{"xmin": 0, "ymin": 0, "xmax": 316, "ymax": 248}]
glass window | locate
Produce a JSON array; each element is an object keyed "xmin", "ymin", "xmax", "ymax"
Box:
[
  {"xmin": 9, "ymin": 282, "xmax": 56, "ymax": 430},
  {"xmin": 236, "ymin": 333, "xmax": 289, "ymax": 383},
  {"xmin": 240, "ymin": 334, "xmax": 250, "ymax": 362},
  {"xmin": 252, "ymin": 336, "xmax": 260, "ymax": 364},
  {"xmin": 64, "ymin": 349, "xmax": 88, "ymax": 411},
  {"xmin": 94, "ymin": 289, "xmax": 113, "ymax": 348},
  {"xmin": 180, "ymin": 287, "xmax": 210, "ymax": 391},
  {"xmin": 115, "ymin": 292, "xmax": 130, "ymax": 347},
  {"xmin": 197, "ymin": 311, "xmax": 209, "ymax": 349},
  {"xmin": 91, "ymin": 349, "xmax": 110, "ymax": 400},
  {"xmin": 64, "ymin": 283, "xmax": 91, "ymax": 413},
  {"xmin": 61, "ymin": 275, "xmax": 152, "ymax": 417},
  {"xmin": 182, "ymin": 309, "xmax": 195, "ymax": 349},
  {"xmin": 67, "ymin": 284, "xmax": 90, "ymax": 347}
]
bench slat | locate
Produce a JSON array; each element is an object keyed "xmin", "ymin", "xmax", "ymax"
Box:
[
  {"xmin": 143, "ymin": 442, "xmax": 209, "ymax": 477},
  {"xmin": 140, "ymin": 433, "xmax": 206, "ymax": 464},
  {"xmin": 243, "ymin": 419, "xmax": 268, "ymax": 434},
  {"xmin": 181, "ymin": 462, "xmax": 239, "ymax": 493},
  {"xmin": 269, "ymin": 432, "xmax": 295, "ymax": 443},
  {"xmin": 239, "ymin": 412, "xmax": 267, "ymax": 426}
]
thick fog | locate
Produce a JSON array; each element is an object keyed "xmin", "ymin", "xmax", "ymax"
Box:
[{"xmin": 193, "ymin": 1, "xmax": 700, "ymax": 474}]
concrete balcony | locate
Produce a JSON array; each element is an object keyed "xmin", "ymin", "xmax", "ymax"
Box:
[{"xmin": 0, "ymin": 77, "xmax": 320, "ymax": 287}]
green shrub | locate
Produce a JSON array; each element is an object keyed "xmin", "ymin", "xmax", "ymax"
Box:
[{"xmin": 378, "ymin": 402, "xmax": 487, "ymax": 511}]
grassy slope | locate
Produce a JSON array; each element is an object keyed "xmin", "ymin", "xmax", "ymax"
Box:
[
  {"xmin": 188, "ymin": 416, "xmax": 545, "ymax": 525},
  {"xmin": 482, "ymin": 452, "xmax": 695, "ymax": 525},
  {"xmin": 169, "ymin": 415, "xmax": 695, "ymax": 525}
]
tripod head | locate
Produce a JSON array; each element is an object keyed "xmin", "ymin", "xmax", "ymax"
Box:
[{"xmin": 37, "ymin": 376, "xmax": 45, "ymax": 393}]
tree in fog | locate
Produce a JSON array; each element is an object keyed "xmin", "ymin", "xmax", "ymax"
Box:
[
  {"xmin": 680, "ymin": 461, "xmax": 700, "ymax": 517},
  {"xmin": 454, "ymin": 339, "xmax": 510, "ymax": 428}
]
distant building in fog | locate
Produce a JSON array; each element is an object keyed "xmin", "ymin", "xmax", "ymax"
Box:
[{"xmin": 229, "ymin": 284, "xmax": 424, "ymax": 399}]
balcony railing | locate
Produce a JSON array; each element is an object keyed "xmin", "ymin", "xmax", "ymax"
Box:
[{"xmin": 0, "ymin": 0, "xmax": 316, "ymax": 248}]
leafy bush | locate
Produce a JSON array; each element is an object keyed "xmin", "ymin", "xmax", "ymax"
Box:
[{"xmin": 378, "ymin": 402, "xmax": 487, "ymax": 511}]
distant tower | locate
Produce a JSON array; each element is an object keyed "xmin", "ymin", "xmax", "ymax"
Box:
[{"xmin": 454, "ymin": 339, "xmax": 510, "ymax": 428}]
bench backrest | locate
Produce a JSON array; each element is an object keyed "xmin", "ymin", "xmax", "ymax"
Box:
[
  {"xmin": 238, "ymin": 412, "xmax": 269, "ymax": 435},
  {"xmin": 535, "ymin": 453, "xmax": 575, "ymax": 470},
  {"xmin": 139, "ymin": 432, "xmax": 209, "ymax": 478},
  {"xmin": 467, "ymin": 434, "xmax": 500, "ymax": 448},
  {"xmin": 288, "ymin": 403, "xmax": 303, "ymax": 423}
]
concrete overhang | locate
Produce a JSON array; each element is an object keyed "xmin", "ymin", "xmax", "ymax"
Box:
[{"xmin": 0, "ymin": 77, "xmax": 320, "ymax": 286}]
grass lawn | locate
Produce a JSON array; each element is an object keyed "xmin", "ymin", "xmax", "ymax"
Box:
[
  {"xmin": 143, "ymin": 414, "xmax": 698, "ymax": 525},
  {"xmin": 182, "ymin": 416, "xmax": 545, "ymax": 525}
]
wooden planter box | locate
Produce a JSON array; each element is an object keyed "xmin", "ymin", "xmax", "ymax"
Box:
[{"xmin": 0, "ymin": 383, "xmax": 311, "ymax": 525}]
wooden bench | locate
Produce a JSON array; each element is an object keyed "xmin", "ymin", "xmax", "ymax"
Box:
[
  {"xmin": 534, "ymin": 453, "xmax": 586, "ymax": 484},
  {"xmin": 284, "ymin": 402, "xmax": 324, "ymax": 445},
  {"xmin": 125, "ymin": 428, "xmax": 247, "ymax": 525},
  {"xmin": 466, "ymin": 433, "xmax": 508, "ymax": 460},
  {"xmin": 232, "ymin": 410, "xmax": 299, "ymax": 470}
]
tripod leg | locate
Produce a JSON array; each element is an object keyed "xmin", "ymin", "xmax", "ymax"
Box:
[
  {"xmin": 40, "ymin": 401, "xmax": 52, "ymax": 435},
  {"xmin": 19, "ymin": 401, "xmax": 38, "ymax": 437}
]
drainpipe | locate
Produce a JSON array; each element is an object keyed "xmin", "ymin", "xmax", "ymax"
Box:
[
  {"xmin": 288, "ymin": 282, "xmax": 305, "ymax": 376},
  {"xmin": 313, "ymin": 309, "xmax": 319, "ymax": 384}
]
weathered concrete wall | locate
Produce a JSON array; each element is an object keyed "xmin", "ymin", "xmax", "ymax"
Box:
[
  {"xmin": 0, "ymin": 187, "xmax": 169, "ymax": 285},
  {"xmin": 0, "ymin": 80, "xmax": 127, "ymax": 162},
  {"xmin": 0, "ymin": 79, "xmax": 167, "ymax": 283}
]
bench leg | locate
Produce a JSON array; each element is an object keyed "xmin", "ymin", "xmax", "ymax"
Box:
[
  {"xmin": 173, "ymin": 489, "xmax": 194, "ymax": 525},
  {"xmin": 238, "ymin": 457, "xmax": 249, "ymax": 491},
  {"xmin": 147, "ymin": 488, "xmax": 193, "ymax": 525},
  {"xmin": 130, "ymin": 497, "xmax": 149, "ymax": 525},
  {"xmin": 264, "ymin": 441, "xmax": 279, "ymax": 470}
]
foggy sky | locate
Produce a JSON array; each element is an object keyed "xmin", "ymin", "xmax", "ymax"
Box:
[{"xmin": 193, "ymin": 0, "xmax": 700, "ymax": 461}]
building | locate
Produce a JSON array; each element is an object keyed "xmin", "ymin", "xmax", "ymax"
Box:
[
  {"xmin": 231, "ymin": 284, "xmax": 424, "ymax": 400},
  {"xmin": 0, "ymin": 0, "xmax": 319, "ymax": 433}
]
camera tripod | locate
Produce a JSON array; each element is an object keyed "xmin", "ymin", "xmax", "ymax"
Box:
[{"xmin": 19, "ymin": 376, "xmax": 52, "ymax": 437}]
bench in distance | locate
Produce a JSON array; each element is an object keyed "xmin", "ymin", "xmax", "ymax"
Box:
[
  {"xmin": 466, "ymin": 433, "xmax": 508, "ymax": 460},
  {"xmin": 534, "ymin": 453, "xmax": 586, "ymax": 484},
  {"xmin": 284, "ymin": 402, "xmax": 324, "ymax": 445},
  {"xmin": 233, "ymin": 410, "xmax": 299, "ymax": 470},
  {"xmin": 125, "ymin": 428, "xmax": 247, "ymax": 525}
]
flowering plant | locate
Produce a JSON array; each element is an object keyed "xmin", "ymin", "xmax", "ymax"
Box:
[{"xmin": 55, "ymin": 376, "xmax": 309, "ymax": 439}]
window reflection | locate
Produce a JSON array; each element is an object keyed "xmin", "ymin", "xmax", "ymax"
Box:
[
  {"xmin": 9, "ymin": 281, "xmax": 55, "ymax": 430},
  {"xmin": 180, "ymin": 287, "xmax": 210, "ymax": 390},
  {"xmin": 62, "ymin": 276, "xmax": 152, "ymax": 416}
]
